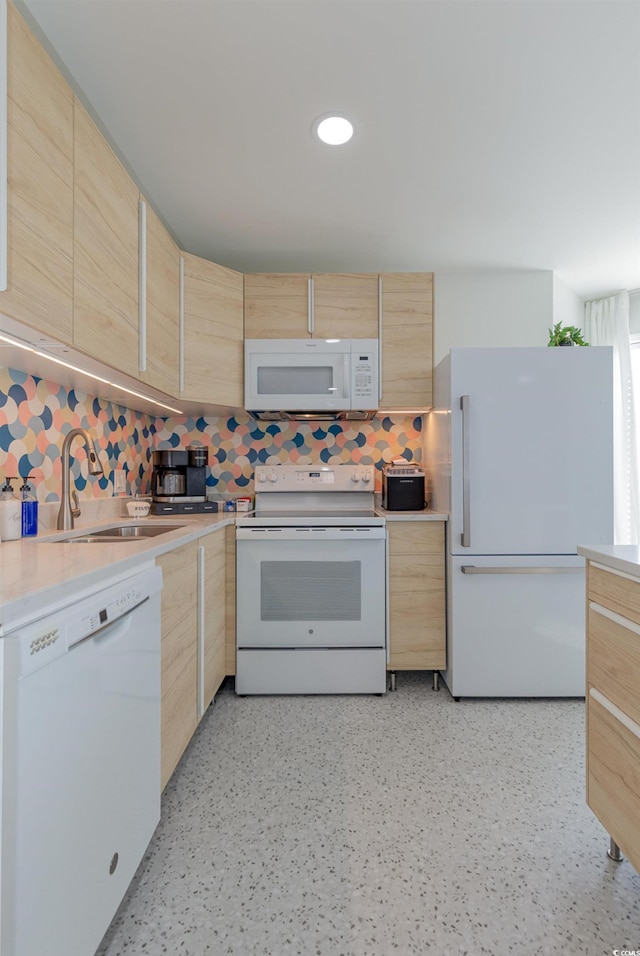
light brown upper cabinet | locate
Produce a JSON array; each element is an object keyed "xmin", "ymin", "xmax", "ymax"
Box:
[
  {"xmin": 3, "ymin": 2, "xmax": 73, "ymax": 341},
  {"xmin": 379, "ymin": 273, "xmax": 433, "ymax": 410},
  {"xmin": 312, "ymin": 273, "xmax": 379, "ymax": 339},
  {"xmin": 244, "ymin": 273, "xmax": 310, "ymax": 338},
  {"xmin": 139, "ymin": 198, "xmax": 180, "ymax": 396},
  {"xmin": 73, "ymin": 99, "xmax": 139, "ymax": 378},
  {"xmin": 181, "ymin": 252, "xmax": 244, "ymax": 407},
  {"xmin": 244, "ymin": 272, "xmax": 379, "ymax": 339}
]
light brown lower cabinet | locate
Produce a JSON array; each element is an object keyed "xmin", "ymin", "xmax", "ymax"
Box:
[
  {"xmin": 157, "ymin": 541, "xmax": 198, "ymax": 790},
  {"xmin": 225, "ymin": 524, "xmax": 237, "ymax": 676},
  {"xmin": 199, "ymin": 531, "xmax": 226, "ymax": 712},
  {"xmin": 157, "ymin": 527, "xmax": 230, "ymax": 791},
  {"xmin": 586, "ymin": 561, "xmax": 640, "ymax": 871},
  {"xmin": 387, "ymin": 521, "xmax": 446, "ymax": 673}
]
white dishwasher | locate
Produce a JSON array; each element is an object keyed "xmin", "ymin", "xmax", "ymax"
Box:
[{"xmin": 0, "ymin": 562, "xmax": 163, "ymax": 956}]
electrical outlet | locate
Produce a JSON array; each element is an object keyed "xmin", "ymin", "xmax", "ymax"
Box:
[{"xmin": 113, "ymin": 470, "xmax": 127, "ymax": 495}]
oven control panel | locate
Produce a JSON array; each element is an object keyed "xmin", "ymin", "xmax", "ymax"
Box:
[
  {"xmin": 254, "ymin": 464, "xmax": 374, "ymax": 492},
  {"xmin": 296, "ymin": 470, "xmax": 334, "ymax": 485}
]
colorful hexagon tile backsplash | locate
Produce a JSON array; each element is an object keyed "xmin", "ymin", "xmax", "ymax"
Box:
[{"xmin": 0, "ymin": 367, "xmax": 424, "ymax": 502}]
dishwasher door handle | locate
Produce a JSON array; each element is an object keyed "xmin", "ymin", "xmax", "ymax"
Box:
[{"xmin": 68, "ymin": 594, "xmax": 150, "ymax": 650}]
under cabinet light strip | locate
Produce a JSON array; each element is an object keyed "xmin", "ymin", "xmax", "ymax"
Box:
[
  {"xmin": 0, "ymin": 331, "xmax": 183, "ymax": 414},
  {"xmin": 0, "ymin": 0, "xmax": 7, "ymax": 292},
  {"xmin": 138, "ymin": 199, "xmax": 147, "ymax": 372}
]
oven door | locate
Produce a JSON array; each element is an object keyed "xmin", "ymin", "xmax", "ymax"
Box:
[{"xmin": 236, "ymin": 526, "xmax": 386, "ymax": 649}]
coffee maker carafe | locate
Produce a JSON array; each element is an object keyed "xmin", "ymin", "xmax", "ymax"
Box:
[{"xmin": 152, "ymin": 447, "xmax": 211, "ymax": 514}]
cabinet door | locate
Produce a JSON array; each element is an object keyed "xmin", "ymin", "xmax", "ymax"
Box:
[
  {"xmin": 387, "ymin": 521, "xmax": 445, "ymax": 670},
  {"xmin": 157, "ymin": 542, "xmax": 198, "ymax": 790},
  {"xmin": 140, "ymin": 199, "xmax": 180, "ymax": 395},
  {"xmin": 200, "ymin": 531, "xmax": 226, "ymax": 713},
  {"xmin": 379, "ymin": 273, "xmax": 433, "ymax": 409},
  {"xmin": 73, "ymin": 99, "xmax": 139, "ymax": 378},
  {"xmin": 588, "ymin": 692, "xmax": 640, "ymax": 873},
  {"xmin": 3, "ymin": 3, "xmax": 73, "ymax": 340},
  {"xmin": 312, "ymin": 273, "xmax": 379, "ymax": 339},
  {"xmin": 244, "ymin": 273, "xmax": 310, "ymax": 338},
  {"xmin": 182, "ymin": 253, "xmax": 244, "ymax": 406},
  {"xmin": 225, "ymin": 523, "xmax": 236, "ymax": 676}
]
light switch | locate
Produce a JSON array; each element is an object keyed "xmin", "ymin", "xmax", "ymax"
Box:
[{"xmin": 113, "ymin": 469, "xmax": 127, "ymax": 495}]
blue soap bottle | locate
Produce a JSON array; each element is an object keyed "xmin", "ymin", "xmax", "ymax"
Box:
[{"xmin": 20, "ymin": 475, "xmax": 38, "ymax": 537}]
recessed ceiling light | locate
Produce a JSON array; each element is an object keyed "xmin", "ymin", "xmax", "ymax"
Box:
[{"xmin": 313, "ymin": 114, "xmax": 354, "ymax": 146}]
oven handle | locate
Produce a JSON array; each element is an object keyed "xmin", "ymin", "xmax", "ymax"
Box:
[{"xmin": 236, "ymin": 526, "xmax": 387, "ymax": 541}]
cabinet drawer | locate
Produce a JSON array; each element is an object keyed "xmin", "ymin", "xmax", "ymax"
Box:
[
  {"xmin": 589, "ymin": 564, "xmax": 640, "ymax": 627},
  {"xmin": 589, "ymin": 604, "xmax": 640, "ymax": 727},
  {"xmin": 387, "ymin": 521, "xmax": 443, "ymax": 556},
  {"xmin": 588, "ymin": 691, "xmax": 640, "ymax": 871}
]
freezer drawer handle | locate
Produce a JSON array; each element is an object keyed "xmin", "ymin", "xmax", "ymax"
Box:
[
  {"xmin": 460, "ymin": 394, "xmax": 470, "ymax": 547},
  {"xmin": 461, "ymin": 565, "xmax": 583, "ymax": 575}
]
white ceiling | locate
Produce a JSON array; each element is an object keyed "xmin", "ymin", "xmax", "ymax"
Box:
[{"xmin": 19, "ymin": 0, "xmax": 640, "ymax": 299}]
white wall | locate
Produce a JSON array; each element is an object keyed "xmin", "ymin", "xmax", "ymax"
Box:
[
  {"xmin": 629, "ymin": 291, "xmax": 640, "ymax": 334},
  {"xmin": 553, "ymin": 275, "xmax": 585, "ymax": 332},
  {"xmin": 433, "ymin": 270, "xmax": 555, "ymax": 364}
]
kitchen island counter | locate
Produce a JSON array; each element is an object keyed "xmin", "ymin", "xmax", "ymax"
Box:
[{"xmin": 577, "ymin": 544, "xmax": 640, "ymax": 578}]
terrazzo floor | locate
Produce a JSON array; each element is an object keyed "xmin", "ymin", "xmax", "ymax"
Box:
[{"xmin": 96, "ymin": 673, "xmax": 640, "ymax": 956}]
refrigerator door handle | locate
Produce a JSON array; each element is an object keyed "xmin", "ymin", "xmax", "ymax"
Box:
[
  {"xmin": 460, "ymin": 394, "xmax": 470, "ymax": 547},
  {"xmin": 461, "ymin": 565, "xmax": 583, "ymax": 575}
]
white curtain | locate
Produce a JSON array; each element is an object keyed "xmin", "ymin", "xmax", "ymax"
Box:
[{"xmin": 585, "ymin": 291, "xmax": 640, "ymax": 544}]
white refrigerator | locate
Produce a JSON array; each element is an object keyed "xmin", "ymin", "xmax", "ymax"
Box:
[{"xmin": 426, "ymin": 346, "xmax": 613, "ymax": 698}]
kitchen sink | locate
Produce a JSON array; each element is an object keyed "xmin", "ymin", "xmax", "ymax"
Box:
[{"xmin": 41, "ymin": 524, "xmax": 185, "ymax": 543}]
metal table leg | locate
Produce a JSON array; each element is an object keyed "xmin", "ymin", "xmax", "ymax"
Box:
[
  {"xmin": 608, "ymin": 838, "xmax": 623, "ymax": 862},
  {"xmin": 433, "ymin": 671, "xmax": 440, "ymax": 691},
  {"xmin": 389, "ymin": 670, "xmax": 397, "ymax": 692}
]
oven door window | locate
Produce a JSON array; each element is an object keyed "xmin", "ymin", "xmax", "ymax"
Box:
[
  {"xmin": 237, "ymin": 537, "xmax": 385, "ymax": 648},
  {"xmin": 261, "ymin": 560, "xmax": 361, "ymax": 621}
]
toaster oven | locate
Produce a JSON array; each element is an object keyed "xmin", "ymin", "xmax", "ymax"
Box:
[{"xmin": 381, "ymin": 463, "xmax": 426, "ymax": 511}]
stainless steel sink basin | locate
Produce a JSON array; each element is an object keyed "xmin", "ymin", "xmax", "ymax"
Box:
[{"xmin": 41, "ymin": 524, "xmax": 185, "ymax": 543}]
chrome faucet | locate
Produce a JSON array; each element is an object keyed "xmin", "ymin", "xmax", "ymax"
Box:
[{"xmin": 57, "ymin": 428, "xmax": 104, "ymax": 530}]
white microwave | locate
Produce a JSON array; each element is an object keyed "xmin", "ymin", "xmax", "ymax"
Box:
[{"xmin": 244, "ymin": 339, "xmax": 379, "ymax": 421}]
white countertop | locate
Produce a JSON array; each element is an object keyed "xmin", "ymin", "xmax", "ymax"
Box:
[
  {"xmin": 577, "ymin": 544, "xmax": 640, "ymax": 579},
  {"xmin": 0, "ymin": 513, "xmax": 234, "ymax": 634},
  {"xmin": 0, "ymin": 500, "xmax": 450, "ymax": 632},
  {"xmin": 374, "ymin": 496, "xmax": 448, "ymax": 521}
]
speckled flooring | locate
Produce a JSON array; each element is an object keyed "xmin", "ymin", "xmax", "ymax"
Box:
[{"xmin": 96, "ymin": 673, "xmax": 640, "ymax": 956}]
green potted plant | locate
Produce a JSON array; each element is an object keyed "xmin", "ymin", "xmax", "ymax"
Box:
[{"xmin": 547, "ymin": 322, "xmax": 590, "ymax": 347}]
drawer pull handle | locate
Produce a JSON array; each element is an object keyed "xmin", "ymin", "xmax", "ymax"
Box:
[
  {"xmin": 590, "ymin": 601, "xmax": 640, "ymax": 636},
  {"xmin": 590, "ymin": 687, "xmax": 640, "ymax": 742}
]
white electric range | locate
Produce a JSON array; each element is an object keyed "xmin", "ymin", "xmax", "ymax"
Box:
[{"xmin": 235, "ymin": 464, "xmax": 387, "ymax": 694}]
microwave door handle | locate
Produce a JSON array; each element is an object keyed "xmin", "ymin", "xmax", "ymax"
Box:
[{"xmin": 343, "ymin": 354, "xmax": 350, "ymax": 400}]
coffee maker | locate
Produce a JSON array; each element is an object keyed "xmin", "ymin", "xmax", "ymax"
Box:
[{"xmin": 152, "ymin": 446, "xmax": 215, "ymax": 514}]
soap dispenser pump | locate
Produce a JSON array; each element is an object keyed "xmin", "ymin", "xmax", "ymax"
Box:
[
  {"xmin": 20, "ymin": 475, "xmax": 38, "ymax": 537},
  {"xmin": 0, "ymin": 477, "xmax": 23, "ymax": 541}
]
